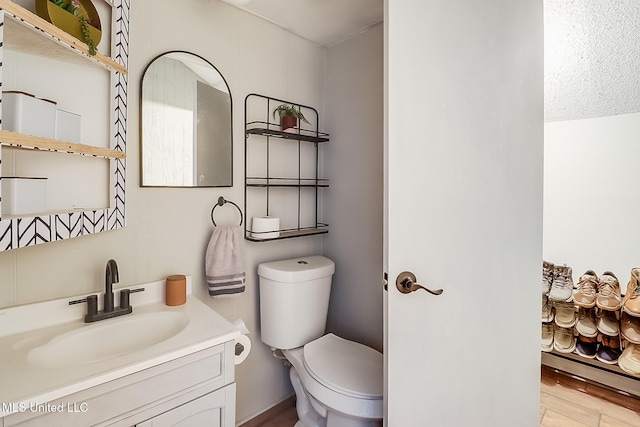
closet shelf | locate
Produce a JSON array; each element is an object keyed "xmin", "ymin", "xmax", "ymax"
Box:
[
  {"xmin": 542, "ymin": 350, "xmax": 640, "ymax": 397},
  {"xmin": 246, "ymin": 121, "xmax": 330, "ymax": 143},
  {"xmin": 0, "ymin": 0, "xmax": 127, "ymax": 75},
  {"xmin": 0, "ymin": 130, "xmax": 125, "ymax": 159},
  {"xmin": 245, "ymin": 225, "xmax": 329, "ymax": 242},
  {"xmin": 545, "ymin": 349, "xmax": 632, "ymax": 377}
]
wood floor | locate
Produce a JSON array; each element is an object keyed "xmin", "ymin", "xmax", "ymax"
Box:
[
  {"xmin": 239, "ymin": 397, "xmax": 297, "ymax": 427},
  {"xmin": 540, "ymin": 367, "xmax": 640, "ymax": 427},
  {"xmin": 242, "ymin": 367, "xmax": 640, "ymax": 427}
]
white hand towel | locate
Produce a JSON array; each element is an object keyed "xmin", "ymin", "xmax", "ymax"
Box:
[{"xmin": 205, "ymin": 225, "xmax": 246, "ymax": 298}]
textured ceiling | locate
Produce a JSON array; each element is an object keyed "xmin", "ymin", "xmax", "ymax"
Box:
[
  {"xmin": 222, "ymin": 0, "xmax": 383, "ymax": 48},
  {"xmin": 544, "ymin": 0, "xmax": 640, "ymax": 121},
  {"xmin": 223, "ymin": 0, "xmax": 638, "ymax": 122}
]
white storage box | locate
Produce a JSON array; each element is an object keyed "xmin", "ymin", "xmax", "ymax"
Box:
[
  {"xmin": 56, "ymin": 109, "xmax": 81, "ymax": 143},
  {"xmin": 1, "ymin": 177, "xmax": 48, "ymax": 216},
  {"xmin": 2, "ymin": 91, "xmax": 56, "ymax": 139}
]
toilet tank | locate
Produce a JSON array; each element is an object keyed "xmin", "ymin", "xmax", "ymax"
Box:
[{"xmin": 258, "ymin": 256, "xmax": 335, "ymax": 350}]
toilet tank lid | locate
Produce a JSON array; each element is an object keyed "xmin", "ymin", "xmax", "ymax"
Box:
[{"xmin": 258, "ymin": 256, "xmax": 335, "ymax": 282}]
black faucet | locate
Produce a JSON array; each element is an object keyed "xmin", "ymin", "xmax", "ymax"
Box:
[
  {"xmin": 104, "ymin": 259, "xmax": 119, "ymax": 313},
  {"xmin": 69, "ymin": 259, "xmax": 144, "ymax": 323}
]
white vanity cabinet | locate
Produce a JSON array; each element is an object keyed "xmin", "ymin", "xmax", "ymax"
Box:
[
  {"xmin": 0, "ymin": 0, "xmax": 128, "ymax": 251},
  {"xmin": 135, "ymin": 386, "xmax": 235, "ymax": 427},
  {"xmin": 1, "ymin": 342, "xmax": 236, "ymax": 427}
]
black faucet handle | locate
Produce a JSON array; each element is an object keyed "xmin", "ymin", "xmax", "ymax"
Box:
[
  {"xmin": 119, "ymin": 287, "xmax": 145, "ymax": 309},
  {"xmin": 119, "ymin": 289, "xmax": 130, "ymax": 309},
  {"xmin": 69, "ymin": 294, "xmax": 99, "ymax": 319}
]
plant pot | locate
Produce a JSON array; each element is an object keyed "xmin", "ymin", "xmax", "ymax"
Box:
[
  {"xmin": 36, "ymin": 0, "xmax": 102, "ymax": 46},
  {"xmin": 280, "ymin": 115, "xmax": 298, "ymax": 131}
]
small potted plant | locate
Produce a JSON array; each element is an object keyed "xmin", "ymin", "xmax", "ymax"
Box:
[{"xmin": 273, "ymin": 104, "xmax": 310, "ymax": 131}]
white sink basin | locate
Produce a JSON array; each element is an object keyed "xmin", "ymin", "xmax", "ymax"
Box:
[
  {"xmin": 28, "ymin": 311, "xmax": 190, "ymax": 368},
  {"xmin": 0, "ymin": 277, "xmax": 241, "ymax": 418}
]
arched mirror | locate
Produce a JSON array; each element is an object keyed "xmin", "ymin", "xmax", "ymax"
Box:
[{"xmin": 141, "ymin": 51, "xmax": 232, "ymax": 187}]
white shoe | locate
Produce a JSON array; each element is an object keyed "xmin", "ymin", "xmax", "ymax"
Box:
[
  {"xmin": 542, "ymin": 295, "xmax": 554, "ymax": 322},
  {"xmin": 549, "ymin": 265, "xmax": 573, "ymax": 302},
  {"xmin": 619, "ymin": 343, "xmax": 640, "ymax": 376},
  {"xmin": 575, "ymin": 308, "xmax": 598, "ymax": 338},
  {"xmin": 597, "ymin": 311, "xmax": 620, "ymax": 336},
  {"xmin": 542, "ymin": 261, "xmax": 554, "ymax": 295},
  {"xmin": 553, "ymin": 326, "xmax": 576, "ymax": 353},
  {"xmin": 541, "ymin": 323, "xmax": 554, "ymax": 352},
  {"xmin": 554, "ymin": 301, "xmax": 576, "ymax": 328}
]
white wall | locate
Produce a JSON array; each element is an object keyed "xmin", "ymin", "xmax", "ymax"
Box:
[
  {"xmin": 544, "ymin": 112, "xmax": 640, "ymax": 287},
  {"xmin": 0, "ymin": 0, "xmax": 326, "ymax": 422},
  {"xmin": 323, "ymin": 24, "xmax": 384, "ymax": 351}
]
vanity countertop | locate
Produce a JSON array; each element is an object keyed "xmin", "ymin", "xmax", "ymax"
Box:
[{"xmin": 0, "ymin": 276, "xmax": 240, "ymax": 417}]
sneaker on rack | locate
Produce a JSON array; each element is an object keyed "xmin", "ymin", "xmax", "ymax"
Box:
[
  {"xmin": 597, "ymin": 310, "xmax": 620, "ymax": 337},
  {"xmin": 623, "ymin": 268, "xmax": 640, "ymax": 317},
  {"xmin": 573, "ymin": 270, "xmax": 598, "ymax": 308},
  {"xmin": 549, "ymin": 265, "xmax": 573, "ymax": 302},
  {"xmin": 541, "ymin": 323, "xmax": 554, "ymax": 352},
  {"xmin": 621, "ymin": 312, "xmax": 640, "ymax": 345},
  {"xmin": 575, "ymin": 334, "xmax": 597, "ymax": 359},
  {"xmin": 541, "ymin": 295, "xmax": 554, "ymax": 323},
  {"xmin": 596, "ymin": 271, "xmax": 622, "ymax": 311},
  {"xmin": 618, "ymin": 343, "xmax": 640, "ymax": 376},
  {"xmin": 595, "ymin": 334, "xmax": 621, "ymax": 365},
  {"xmin": 553, "ymin": 326, "xmax": 576, "ymax": 354},
  {"xmin": 575, "ymin": 307, "xmax": 598, "ymax": 338},
  {"xmin": 542, "ymin": 261, "xmax": 554, "ymax": 295},
  {"xmin": 553, "ymin": 301, "xmax": 576, "ymax": 328}
]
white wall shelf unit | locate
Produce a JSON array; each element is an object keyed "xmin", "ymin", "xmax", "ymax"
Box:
[
  {"xmin": 0, "ymin": 0, "xmax": 129, "ymax": 251},
  {"xmin": 0, "ymin": 130, "xmax": 125, "ymax": 159},
  {"xmin": 244, "ymin": 93, "xmax": 329, "ymax": 242},
  {"xmin": 0, "ymin": 0, "xmax": 126, "ymax": 74}
]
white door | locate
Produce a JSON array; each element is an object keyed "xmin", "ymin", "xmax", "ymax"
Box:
[{"xmin": 384, "ymin": 1, "xmax": 544, "ymax": 425}]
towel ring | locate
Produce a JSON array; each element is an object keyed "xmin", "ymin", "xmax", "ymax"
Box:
[{"xmin": 211, "ymin": 196, "xmax": 243, "ymax": 226}]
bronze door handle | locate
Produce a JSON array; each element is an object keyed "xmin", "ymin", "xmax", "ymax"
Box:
[{"xmin": 396, "ymin": 271, "xmax": 443, "ymax": 295}]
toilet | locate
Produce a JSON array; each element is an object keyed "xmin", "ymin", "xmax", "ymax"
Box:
[{"xmin": 258, "ymin": 256, "xmax": 383, "ymax": 427}]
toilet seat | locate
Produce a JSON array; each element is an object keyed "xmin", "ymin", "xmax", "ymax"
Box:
[
  {"xmin": 303, "ymin": 334, "xmax": 383, "ymax": 399},
  {"xmin": 284, "ymin": 334, "xmax": 384, "ymax": 421}
]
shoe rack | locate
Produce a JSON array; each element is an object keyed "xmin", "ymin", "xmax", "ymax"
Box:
[{"xmin": 541, "ymin": 264, "xmax": 640, "ymax": 397}]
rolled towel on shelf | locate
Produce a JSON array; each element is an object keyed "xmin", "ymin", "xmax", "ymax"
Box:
[{"xmin": 205, "ymin": 225, "xmax": 246, "ymax": 298}]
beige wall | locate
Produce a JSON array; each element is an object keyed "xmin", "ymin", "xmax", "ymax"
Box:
[
  {"xmin": 0, "ymin": 1, "xmax": 384, "ymax": 423},
  {"xmin": 0, "ymin": 0, "xmax": 323, "ymax": 422},
  {"xmin": 323, "ymin": 24, "xmax": 384, "ymax": 352}
]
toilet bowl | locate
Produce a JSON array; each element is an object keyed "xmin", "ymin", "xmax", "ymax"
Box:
[
  {"xmin": 286, "ymin": 334, "xmax": 383, "ymax": 426},
  {"xmin": 258, "ymin": 256, "xmax": 383, "ymax": 427}
]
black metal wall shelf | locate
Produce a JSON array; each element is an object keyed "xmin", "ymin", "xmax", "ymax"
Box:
[
  {"xmin": 246, "ymin": 122, "xmax": 330, "ymax": 143},
  {"xmin": 246, "ymin": 177, "xmax": 330, "ymax": 188},
  {"xmin": 244, "ymin": 94, "xmax": 329, "ymax": 242},
  {"xmin": 246, "ymin": 224, "xmax": 329, "ymax": 242}
]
